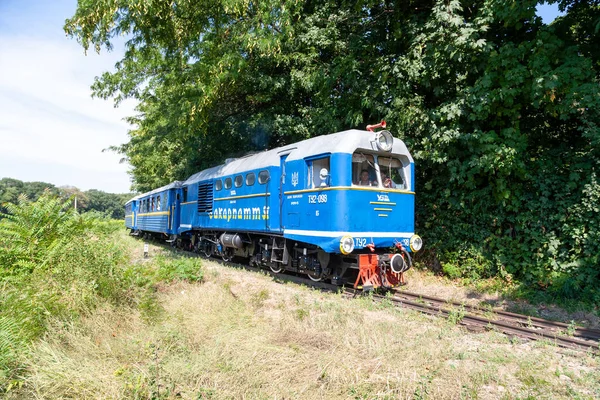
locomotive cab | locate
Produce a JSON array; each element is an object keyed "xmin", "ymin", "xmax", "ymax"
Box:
[{"xmin": 281, "ymin": 127, "xmax": 422, "ymax": 288}]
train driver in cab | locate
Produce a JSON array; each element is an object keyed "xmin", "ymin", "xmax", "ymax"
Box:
[
  {"xmin": 358, "ymin": 169, "xmax": 376, "ymax": 186},
  {"xmin": 381, "ymin": 172, "xmax": 396, "ymax": 188}
]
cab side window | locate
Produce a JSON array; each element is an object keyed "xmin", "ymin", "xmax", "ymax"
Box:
[
  {"xmin": 352, "ymin": 152, "xmax": 376, "ymax": 186},
  {"xmin": 307, "ymin": 157, "xmax": 330, "ymax": 188}
]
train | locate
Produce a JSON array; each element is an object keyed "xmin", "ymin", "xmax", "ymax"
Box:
[{"xmin": 125, "ymin": 122, "xmax": 422, "ymax": 289}]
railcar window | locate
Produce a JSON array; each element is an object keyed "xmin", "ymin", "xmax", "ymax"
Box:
[
  {"xmin": 183, "ymin": 187, "xmax": 188, "ymax": 203},
  {"xmin": 258, "ymin": 170, "xmax": 270, "ymax": 184},
  {"xmin": 224, "ymin": 177, "xmax": 232, "ymax": 189},
  {"xmin": 234, "ymin": 175, "xmax": 243, "ymax": 188},
  {"xmin": 157, "ymin": 195, "xmax": 161, "ymax": 211},
  {"xmin": 246, "ymin": 172, "xmax": 255, "ymax": 186},
  {"xmin": 307, "ymin": 157, "xmax": 330, "ymax": 188},
  {"xmin": 215, "ymin": 180, "xmax": 222, "ymax": 191}
]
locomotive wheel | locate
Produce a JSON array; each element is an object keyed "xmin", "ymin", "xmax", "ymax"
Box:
[
  {"xmin": 269, "ymin": 263, "xmax": 283, "ymax": 273},
  {"xmin": 201, "ymin": 242, "xmax": 213, "ymax": 259},
  {"xmin": 221, "ymin": 249, "xmax": 233, "ymax": 262},
  {"xmin": 306, "ymin": 271, "xmax": 323, "ymax": 282},
  {"xmin": 202, "ymin": 247, "xmax": 213, "ymax": 258}
]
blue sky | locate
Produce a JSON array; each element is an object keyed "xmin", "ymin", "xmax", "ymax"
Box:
[
  {"xmin": 0, "ymin": 0, "xmax": 135, "ymax": 193},
  {"xmin": 0, "ymin": 1, "xmax": 563, "ymax": 194}
]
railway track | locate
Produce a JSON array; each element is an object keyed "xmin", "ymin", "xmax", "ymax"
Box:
[
  {"xmin": 233, "ymin": 261, "xmax": 600, "ymax": 353},
  {"xmin": 158, "ymin": 242, "xmax": 600, "ymax": 353},
  {"xmin": 385, "ymin": 290, "xmax": 600, "ymax": 353}
]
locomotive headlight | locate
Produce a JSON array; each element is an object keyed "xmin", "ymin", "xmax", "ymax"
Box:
[
  {"xmin": 409, "ymin": 234, "xmax": 423, "ymax": 252},
  {"xmin": 375, "ymin": 130, "xmax": 394, "ymax": 152},
  {"xmin": 339, "ymin": 235, "xmax": 355, "ymax": 255}
]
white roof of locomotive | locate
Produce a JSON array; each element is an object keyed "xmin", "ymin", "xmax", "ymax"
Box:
[{"xmin": 184, "ymin": 129, "xmax": 413, "ymax": 185}]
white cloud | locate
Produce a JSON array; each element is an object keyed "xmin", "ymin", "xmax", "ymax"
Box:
[{"xmin": 0, "ymin": 34, "xmax": 137, "ymax": 193}]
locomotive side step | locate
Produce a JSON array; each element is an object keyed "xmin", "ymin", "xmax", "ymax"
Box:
[{"xmin": 270, "ymin": 238, "xmax": 289, "ymax": 263}]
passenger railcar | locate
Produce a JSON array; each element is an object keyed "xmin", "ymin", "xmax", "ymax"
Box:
[
  {"xmin": 125, "ymin": 195, "xmax": 140, "ymax": 230},
  {"xmin": 132, "ymin": 182, "xmax": 182, "ymax": 238},
  {"xmin": 127, "ymin": 124, "xmax": 422, "ymax": 289}
]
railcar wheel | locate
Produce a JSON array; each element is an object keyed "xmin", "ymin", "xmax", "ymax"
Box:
[{"xmin": 307, "ymin": 272, "xmax": 323, "ymax": 282}]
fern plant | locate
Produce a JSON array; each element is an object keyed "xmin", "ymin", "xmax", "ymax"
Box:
[{"xmin": 0, "ymin": 190, "xmax": 90, "ymax": 279}]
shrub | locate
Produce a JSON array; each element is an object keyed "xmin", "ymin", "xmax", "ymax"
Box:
[
  {"xmin": 154, "ymin": 256, "xmax": 203, "ymax": 283},
  {"xmin": 0, "ymin": 192, "xmax": 131, "ymax": 389}
]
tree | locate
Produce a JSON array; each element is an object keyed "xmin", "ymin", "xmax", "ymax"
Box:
[
  {"xmin": 84, "ymin": 189, "xmax": 132, "ymax": 219},
  {"xmin": 0, "ymin": 178, "xmax": 57, "ymax": 214},
  {"xmin": 58, "ymin": 185, "xmax": 89, "ymax": 211},
  {"xmin": 65, "ymin": 0, "xmax": 600, "ymax": 300}
]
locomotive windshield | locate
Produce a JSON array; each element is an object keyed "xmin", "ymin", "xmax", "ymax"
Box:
[{"xmin": 352, "ymin": 152, "xmax": 409, "ymax": 189}]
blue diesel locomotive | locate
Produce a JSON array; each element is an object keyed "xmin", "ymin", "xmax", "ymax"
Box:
[{"xmin": 126, "ymin": 124, "xmax": 422, "ymax": 289}]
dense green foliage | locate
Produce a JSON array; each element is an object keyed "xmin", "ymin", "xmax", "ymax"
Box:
[
  {"xmin": 65, "ymin": 0, "xmax": 600, "ymax": 301},
  {"xmin": 0, "ymin": 192, "xmax": 202, "ymax": 391},
  {"xmin": 84, "ymin": 189, "xmax": 134, "ymax": 219},
  {"xmin": 0, "ymin": 178, "xmax": 58, "ymax": 213},
  {"xmin": 0, "ymin": 178, "xmax": 133, "ymax": 218}
]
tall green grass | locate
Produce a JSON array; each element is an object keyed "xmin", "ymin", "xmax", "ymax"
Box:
[
  {"xmin": 0, "ymin": 192, "xmax": 128, "ymax": 389},
  {"xmin": 0, "ymin": 191, "xmax": 204, "ymax": 393}
]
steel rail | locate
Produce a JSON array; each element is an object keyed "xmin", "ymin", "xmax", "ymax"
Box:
[
  {"xmin": 381, "ymin": 292, "xmax": 599, "ymax": 353},
  {"xmin": 241, "ymin": 265, "xmax": 600, "ymax": 353},
  {"xmin": 393, "ymin": 289, "xmax": 600, "ymax": 341}
]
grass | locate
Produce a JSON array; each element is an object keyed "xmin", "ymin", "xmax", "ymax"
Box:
[
  {"xmin": 1, "ymin": 195, "xmax": 598, "ymax": 397},
  {"xmin": 4, "ymin": 252, "xmax": 598, "ymax": 399},
  {"xmin": 0, "ymin": 193, "xmax": 207, "ymax": 394}
]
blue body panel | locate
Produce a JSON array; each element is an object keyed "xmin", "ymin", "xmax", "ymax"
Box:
[
  {"xmin": 282, "ymin": 187, "xmax": 415, "ymax": 252},
  {"xmin": 279, "ymin": 153, "xmax": 415, "ymax": 252},
  {"xmin": 136, "ymin": 188, "xmax": 180, "ymax": 235},
  {"xmin": 177, "ymin": 151, "xmax": 416, "ymax": 253},
  {"xmin": 179, "ymin": 167, "xmax": 279, "ymax": 234},
  {"xmin": 125, "ymin": 200, "xmax": 138, "ymax": 230}
]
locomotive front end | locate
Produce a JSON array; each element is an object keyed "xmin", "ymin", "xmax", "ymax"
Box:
[{"xmin": 343, "ymin": 121, "xmax": 422, "ymax": 289}]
